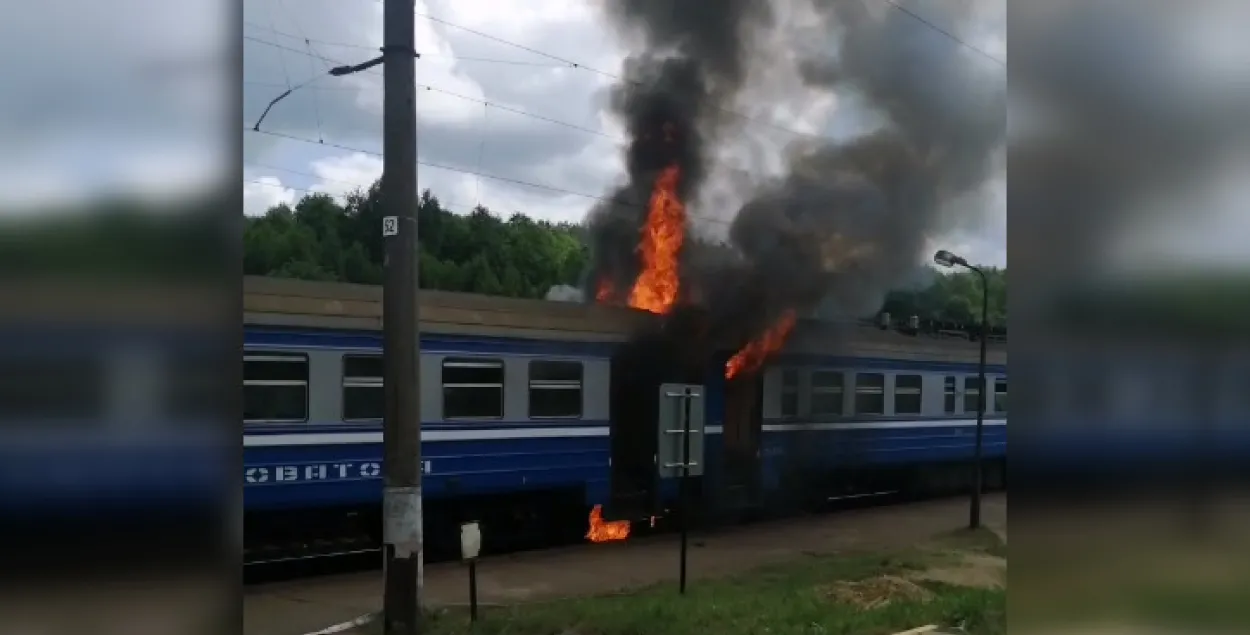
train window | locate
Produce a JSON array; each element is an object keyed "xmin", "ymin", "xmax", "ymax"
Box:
[
  {"xmin": 780, "ymin": 369, "xmax": 799, "ymax": 417},
  {"xmin": 244, "ymin": 353, "xmax": 308, "ymax": 423},
  {"xmin": 964, "ymin": 376, "xmax": 984, "ymax": 413},
  {"xmin": 810, "ymin": 370, "xmax": 844, "ymax": 416},
  {"xmin": 528, "ymin": 360, "xmax": 582, "ymax": 419},
  {"xmin": 342, "ymin": 355, "xmax": 384, "ymax": 421},
  {"xmin": 442, "ymin": 357, "xmax": 504, "ymax": 419},
  {"xmin": 894, "ymin": 374, "xmax": 923, "ymax": 415},
  {"xmin": 854, "ymin": 373, "xmax": 885, "ymax": 415},
  {"xmin": 994, "ymin": 378, "xmax": 1007, "ymax": 413},
  {"xmin": 944, "ymin": 376, "xmax": 957, "ymax": 414}
]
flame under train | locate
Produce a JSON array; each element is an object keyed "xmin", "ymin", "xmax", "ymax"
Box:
[{"xmin": 239, "ymin": 275, "xmax": 1007, "ymax": 562}]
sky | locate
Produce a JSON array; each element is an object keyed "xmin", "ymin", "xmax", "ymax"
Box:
[
  {"xmin": 240, "ymin": 0, "xmax": 1011, "ymax": 267},
  {"xmin": 4, "ymin": 1, "xmax": 1248, "ymax": 278}
]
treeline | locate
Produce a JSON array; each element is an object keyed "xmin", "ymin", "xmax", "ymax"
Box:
[
  {"xmin": 245, "ymin": 185, "xmax": 587, "ymax": 297},
  {"xmin": 244, "ymin": 186, "xmax": 1006, "ymax": 325},
  {"xmin": 881, "ymin": 266, "xmax": 1006, "ymax": 327}
]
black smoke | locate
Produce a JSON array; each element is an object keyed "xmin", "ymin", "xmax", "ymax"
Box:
[
  {"xmin": 584, "ymin": 0, "xmax": 774, "ymax": 297},
  {"xmin": 719, "ymin": 0, "xmax": 1004, "ymax": 322},
  {"xmin": 583, "ymin": 0, "xmax": 1005, "ymax": 359},
  {"xmin": 691, "ymin": 0, "xmax": 1005, "ymax": 350}
]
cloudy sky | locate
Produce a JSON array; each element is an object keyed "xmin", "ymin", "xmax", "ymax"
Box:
[{"xmin": 243, "ymin": 0, "xmax": 1007, "ymax": 267}]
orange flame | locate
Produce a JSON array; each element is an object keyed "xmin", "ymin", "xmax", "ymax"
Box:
[
  {"xmin": 595, "ymin": 276, "xmax": 615, "ymax": 303},
  {"xmin": 627, "ymin": 165, "xmax": 685, "ymax": 314},
  {"xmin": 586, "ymin": 504, "xmax": 630, "ymax": 543},
  {"xmin": 725, "ymin": 310, "xmax": 798, "ymax": 379}
]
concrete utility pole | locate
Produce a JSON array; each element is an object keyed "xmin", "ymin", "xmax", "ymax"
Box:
[{"xmin": 380, "ymin": 0, "xmax": 422, "ymax": 630}]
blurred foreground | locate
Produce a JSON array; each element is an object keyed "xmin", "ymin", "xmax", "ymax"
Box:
[{"xmin": 0, "ymin": 0, "xmax": 1248, "ymax": 633}]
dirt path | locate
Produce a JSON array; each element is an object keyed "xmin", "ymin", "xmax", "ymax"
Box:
[{"xmin": 245, "ymin": 495, "xmax": 1006, "ymax": 635}]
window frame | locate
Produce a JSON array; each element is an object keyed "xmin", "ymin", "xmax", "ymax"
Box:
[
  {"xmin": 993, "ymin": 377, "xmax": 1007, "ymax": 414},
  {"xmin": 441, "ymin": 356, "xmax": 505, "ymax": 420},
  {"xmin": 853, "ymin": 372, "xmax": 886, "ymax": 416},
  {"xmin": 893, "ymin": 373, "xmax": 924, "ymax": 416},
  {"xmin": 243, "ymin": 351, "xmax": 310, "ymax": 424},
  {"xmin": 779, "ymin": 368, "xmax": 800, "ymax": 417},
  {"xmin": 527, "ymin": 359, "xmax": 584, "ymax": 420},
  {"xmin": 810, "ymin": 369, "xmax": 845, "ymax": 416},
  {"xmin": 943, "ymin": 375, "xmax": 957, "ymax": 414},
  {"xmin": 341, "ymin": 354, "xmax": 385, "ymax": 422},
  {"xmin": 963, "ymin": 375, "xmax": 985, "ymax": 414}
]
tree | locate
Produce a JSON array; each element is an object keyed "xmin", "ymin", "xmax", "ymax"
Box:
[
  {"xmin": 241, "ymin": 180, "xmax": 1007, "ymax": 326},
  {"xmin": 242, "ymin": 181, "xmax": 590, "ymax": 299}
]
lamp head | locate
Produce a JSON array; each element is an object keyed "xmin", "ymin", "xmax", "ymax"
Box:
[{"xmin": 933, "ymin": 249, "xmax": 966, "ymax": 268}]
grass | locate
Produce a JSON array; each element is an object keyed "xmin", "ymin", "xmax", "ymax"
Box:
[{"xmin": 360, "ymin": 535, "xmax": 1006, "ymax": 635}]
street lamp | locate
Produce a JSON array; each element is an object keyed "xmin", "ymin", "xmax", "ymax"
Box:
[{"xmin": 933, "ymin": 249, "xmax": 989, "ymax": 529}]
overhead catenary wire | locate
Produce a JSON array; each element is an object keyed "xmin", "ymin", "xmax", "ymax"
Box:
[
  {"xmin": 246, "ymin": 3, "xmax": 1004, "ymax": 228},
  {"xmin": 260, "ymin": 1, "xmax": 294, "ymax": 91},
  {"xmin": 245, "ymin": 127, "xmax": 735, "ymax": 227},
  {"xmin": 414, "ymin": 2, "xmax": 1003, "ymax": 70},
  {"xmin": 876, "ymin": 0, "xmax": 1004, "ymax": 67},
  {"xmin": 249, "ymin": 2, "xmax": 1003, "ymax": 144},
  {"xmin": 244, "ymin": 21, "xmax": 575, "ymax": 68},
  {"xmin": 405, "ymin": 3, "xmax": 1004, "ymax": 135},
  {"xmin": 245, "ymin": 36, "xmax": 622, "ymax": 141},
  {"xmin": 473, "ymin": 101, "xmax": 490, "ymax": 206},
  {"xmin": 267, "ymin": 0, "xmax": 343, "ymax": 141},
  {"xmin": 404, "ymin": 5, "xmax": 826, "ymax": 140}
]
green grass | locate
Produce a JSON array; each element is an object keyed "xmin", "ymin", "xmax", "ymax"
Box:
[{"xmin": 363, "ymin": 547, "xmax": 1005, "ymax": 635}]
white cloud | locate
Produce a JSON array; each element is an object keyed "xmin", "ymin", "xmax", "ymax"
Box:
[
  {"xmin": 307, "ymin": 153, "xmax": 384, "ymax": 199},
  {"xmin": 241, "ymin": 0, "xmax": 1009, "ymax": 264},
  {"xmin": 243, "ymin": 176, "xmax": 296, "ymax": 216}
]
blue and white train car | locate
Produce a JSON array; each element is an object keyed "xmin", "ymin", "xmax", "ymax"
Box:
[
  {"xmin": 243, "ymin": 276, "xmax": 1008, "ymax": 562},
  {"xmin": 243, "ymin": 277, "xmax": 652, "ymax": 562},
  {"xmin": 697, "ymin": 322, "xmax": 1007, "ymax": 517}
]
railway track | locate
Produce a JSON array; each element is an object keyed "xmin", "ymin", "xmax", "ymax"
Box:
[{"xmin": 243, "ymin": 488, "xmax": 918, "ymax": 584}]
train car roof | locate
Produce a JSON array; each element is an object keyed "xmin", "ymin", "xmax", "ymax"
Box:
[
  {"xmin": 243, "ymin": 276, "xmax": 1006, "ymax": 366},
  {"xmin": 244, "ymin": 275, "xmax": 647, "ymax": 342}
]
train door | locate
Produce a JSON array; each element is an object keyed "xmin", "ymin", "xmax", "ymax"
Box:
[
  {"xmin": 605, "ymin": 352, "xmax": 658, "ymax": 522},
  {"xmin": 606, "ymin": 341, "xmax": 671, "ymax": 522},
  {"xmin": 719, "ymin": 372, "xmax": 764, "ymax": 515}
]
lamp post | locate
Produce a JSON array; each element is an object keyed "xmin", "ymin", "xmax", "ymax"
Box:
[{"xmin": 933, "ymin": 249, "xmax": 989, "ymax": 529}]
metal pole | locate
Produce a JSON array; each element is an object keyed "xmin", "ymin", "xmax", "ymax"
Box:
[
  {"xmin": 969, "ymin": 266, "xmax": 988, "ymax": 530},
  {"xmin": 381, "ymin": 0, "xmax": 421, "ymax": 629},
  {"xmin": 468, "ymin": 560, "xmax": 478, "ymax": 622},
  {"xmin": 679, "ymin": 388, "xmax": 692, "ymax": 594}
]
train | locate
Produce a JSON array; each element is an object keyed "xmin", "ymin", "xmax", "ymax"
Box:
[{"xmin": 243, "ymin": 276, "xmax": 1007, "ymax": 564}]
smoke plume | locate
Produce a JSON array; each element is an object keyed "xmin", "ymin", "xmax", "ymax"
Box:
[
  {"xmin": 709, "ymin": 0, "xmax": 1006, "ymax": 326},
  {"xmin": 582, "ymin": 0, "xmax": 1006, "ymax": 366},
  {"xmin": 584, "ymin": 0, "xmax": 774, "ymax": 296}
]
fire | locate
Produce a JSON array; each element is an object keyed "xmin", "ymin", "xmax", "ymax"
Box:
[
  {"xmin": 586, "ymin": 504, "xmax": 630, "ymax": 543},
  {"xmin": 627, "ymin": 165, "xmax": 686, "ymax": 314},
  {"xmin": 725, "ymin": 310, "xmax": 798, "ymax": 379},
  {"xmin": 595, "ymin": 276, "xmax": 615, "ymax": 303}
]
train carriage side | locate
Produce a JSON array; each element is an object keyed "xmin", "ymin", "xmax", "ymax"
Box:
[
  {"xmin": 242, "ymin": 277, "xmax": 648, "ymax": 562},
  {"xmin": 700, "ymin": 321, "xmax": 1007, "ymax": 517}
]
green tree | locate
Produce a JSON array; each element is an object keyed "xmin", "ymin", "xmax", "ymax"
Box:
[
  {"xmin": 243, "ymin": 181, "xmax": 590, "ymax": 299},
  {"xmin": 241, "ymin": 180, "xmax": 1007, "ymax": 325}
]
